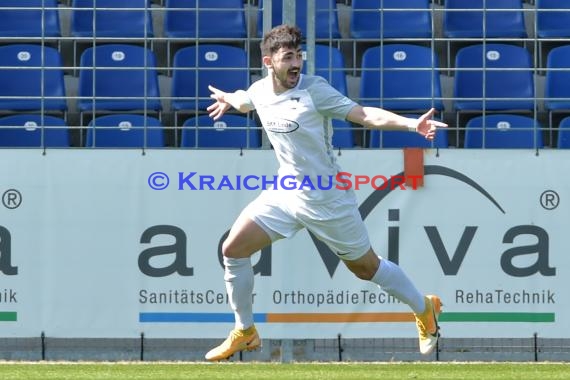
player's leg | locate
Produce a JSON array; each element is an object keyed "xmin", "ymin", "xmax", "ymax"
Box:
[
  {"xmin": 223, "ymin": 209, "xmax": 273, "ymax": 259},
  {"xmin": 300, "ymin": 192, "xmax": 441, "ymax": 355},
  {"xmin": 343, "ymin": 248, "xmax": 425, "ymax": 311},
  {"xmin": 343, "ymin": 248, "xmax": 442, "ymax": 355},
  {"xmin": 205, "ymin": 214, "xmax": 270, "ymax": 361},
  {"xmin": 222, "ymin": 212, "xmax": 271, "ymax": 331},
  {"xmin": 206, "ymin": 192, "xmax": 302, "ymax": 361}
]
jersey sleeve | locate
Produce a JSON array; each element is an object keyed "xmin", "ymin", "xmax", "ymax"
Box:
[
  {"xmin": 305, "ymin": 76, "xmax": 357, "ymax": 121},
  {"xmin": 245, "ymin": 79, "xmax": 264, "ymax": 110}
]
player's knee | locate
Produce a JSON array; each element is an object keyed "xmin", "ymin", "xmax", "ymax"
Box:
[
  {"xmin": 343, "ymin": 251, "xmax": 379, "ymax": 280},
  {"xmin": 350, "ymin": 267, "xmax": 375, "ymax": 281},
  {"xmin": 344, "ymin": 261, "xmax": 376, "ymax": 280},
  {"xmin": 221, "ymin": 239, "xmax": 236, "ymax": 258},
  {"xmin": 221, "ymin": 238, "xmax": 247, "ymax": 258}
]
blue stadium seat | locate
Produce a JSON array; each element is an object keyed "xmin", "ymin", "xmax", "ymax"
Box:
[
  {"xmin": 164, "ymin": 0, "xmax": 248, "ymax": 69},
  {"xmin": 350, "ymin": 0, "xmax": 432, "ymax": 39},
  {"xmin": 544, "ymin": 44, "xmax": 570, "ymax": 129},
  {"xmin": 443, "ymin": 0, "xmax": 527, "ymax": 68},
  {"xmin": 536, "ymin": 0, "xmax": 570, "ymax": 38},
  {"xmin": 443, "ymin": 0, "xmax": 527, "ymax": 39},
  {"xmin": 302, "ymin": 44, "xmax": 348, "ymax": 96},
  {"xmin": 78, "ymin": 44, "xmax": 162, "ymax": 124},
  {"xmin": 164, "ymin": 0, "xmax": 247, "ymax": 39},
  {"xmin": 464, "ymin": 114, "xmax": 543, "ymax": 149},
  {"xmin": 181, "ymin": 114, "xmax": 260, "ymax": 148},
  {"xmin": 86, "ymin": 114, "xmax": 164, "ymax": 147},
  {"xmin": 557, "ymin": 116, "xmax": 570, "ymax": 148},
  {"xmin": 0, "ymin": 0, "xmax": 61, "ymax": 38},
  {"xmin": 329, "ymin": 120, "xmax": 355, "ymax": 148},
  {"xmin": 0, "ymin": 114, "xmax": 70, "ymax": 147},
  {"xmin": 0, "ymin": 44, "xmax": 67, "ymax": 113},
  {"xmin": 453, "ymin": 44, "xmax": 534, "ymax": 127},
  {"xmin": 71, "ymin": 0, "xmax": 154, "ymax": 38},
  {"xmin": 370, "ymin": 129, "xmax": 448, "ymax": 149},
  {"xmin": 171, "ymin": 44, "xmax": 249, "ymax": 123},
  {"xmin": 257, "ymin": 0, "xmax": 341, "ymax": 39},
  {"xmin": 360, "ymin": 44, "xmax": 444, "ymax": 112},
  {"xmin": 301, "ymin": 44, "xmax": 355, "ymax": 147}
]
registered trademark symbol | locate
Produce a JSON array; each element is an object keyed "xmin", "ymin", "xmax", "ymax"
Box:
[
  {"xmin": 540, "ymin": 190, "xmax": 559, "ymax": 210},
  {"xmin": 2, "ymin": 189, "xmax": 22, "ymax": 209}
]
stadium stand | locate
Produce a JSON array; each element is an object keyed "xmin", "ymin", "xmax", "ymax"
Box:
[
  {"xmin": 70, "ymin": 0, "xmax": 154, "ymax": 38},
  {"xmin": 0, "ymin": 0, "xmax": 62, "ymax": 49},
  {"xmin": 359, "ymin": 44, "xmax": 444, "ymax": 112},
  {"xmin": 70, "ymin": 0, "xmax": 155, "ymax": 71},
  {"xmin": 77, "ymin": 44, "xmax": 162, "ymax": 126},
  {"xmin": 0, "ymin": 113, "xmax": 70, "ymax": 147},
  {"xmin": 85, "ymin": 113, "xmax": 164, "ymax": 147},
  {"xmin": 350, "ymin": 0, "xmax": 432, "ymax": 39},
  {"xmin": 557, "ymin": 115, "xmax": 570, "ymax": 148},
  {"xmin": 0, "ymin": 44, "xmax": 68, "ymax": 116},
  {"xmin": 443, "ymin": 0, "xmax": 527, "ymax": 38},
  {"xmin": 443, "ymin": 0, "xmax": 527, "ymax": 69},
  {"xmin": 164, "ymin": 0, "xmax": 247, "ymax": 39},
  {"xmin": 0, "ymin": 2, "xmax": 555, "ymax": 148},
  {"xmin": 348, "ymin": 0, "xmax": 433, "ymax": 71},
  {"xmin": 544, "ymin": 44, "xmax": 570, "ymax": 131},
  {"xmin": 464, "ymin": 114, "xmax": 543, "ymax": 148},
  {"xmin": 452, "ymin": 43, "xmax": 535, "ymax": 134},
  {"xmin": 181, "ymin": 114, "xmax": 260, "ymax": 148},
  {"xmin": 257, "ymin": 0, "xmax": 341, "ymax": 39},
  {"xmin": 170, "ymin": 44, "xmax": 250, "ymax": 127},
  {"xmin": 536, "ymin": 0, "xmax": 570, "ymax": 67},
  {"xmin": 164, "ymin": 0, "xmax": 248, "ymax": 68}
]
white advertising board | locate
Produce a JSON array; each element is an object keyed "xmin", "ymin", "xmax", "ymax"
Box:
[{"xmin": 0, "ymin": 149, "xmax": 566, "ymax": 339}]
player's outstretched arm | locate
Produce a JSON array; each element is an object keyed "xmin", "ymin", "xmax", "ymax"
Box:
[
  {"xmin": 207, "ymin": 85, "xmax": 254, "ymax": 120},
  {"xmin": 347, "ymin": 106, "xmax": 447, "ymax": 140}
]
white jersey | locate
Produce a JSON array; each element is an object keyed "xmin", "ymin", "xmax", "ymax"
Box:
[{"xmin": 246, "ymin": 74, "xmax": 357, "ymax": 203}]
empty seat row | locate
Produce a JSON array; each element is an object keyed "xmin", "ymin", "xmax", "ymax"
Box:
[
  {"xmin": 6, "ymin": 112, "xmax": 570, "ymax": 149},
  {"xmin": 4, "ymin": 0, "xmax": 570, "ymax": 77},
  {"xmin": 4, "ymin": 0, "xmax": 570, "ymax": 42},
  {"xmin": 369, "ymin": 113, "xmax": 553, "ymax": 149},
  {"xmin": 5, "ymin": 42, "xmax": 570, "ymax": 129},
  {"xmin": 0, "ymin": 43, "xmax": 248, "ymax": 125},
  {"xmin": 0, "ymin": 113, "xmax": 261, "ymax": 148},
  {"xmin": 358, "ymin": 43, "xmax": 570, "ymax": 133},
  {"xmin": 268, "ymin": 0, "xmax": 570, "ymax": 40}
]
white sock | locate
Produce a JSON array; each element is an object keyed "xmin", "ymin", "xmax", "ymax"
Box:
[
  {"xmin": 223, "ymin": 256, "xmax": 254, "ymax": 330},
  {"xmin": 370, "ymin": 258, "xmax": 426, "ymax": 314}
]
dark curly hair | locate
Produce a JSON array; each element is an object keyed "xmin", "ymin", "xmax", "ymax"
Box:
[{"xmin": 260, "ymin": 24, "xmax": 303, "ymax": 57}]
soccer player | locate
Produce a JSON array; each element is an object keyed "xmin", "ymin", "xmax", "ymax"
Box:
[{"xmin": 205, "ymin": 24, "xmax": 446, "ymax": 361}]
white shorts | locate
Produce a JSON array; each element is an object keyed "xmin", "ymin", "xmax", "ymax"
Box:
[{"xmin": 242, "ymin": 189, "xmax": 371, "ymax": 261}]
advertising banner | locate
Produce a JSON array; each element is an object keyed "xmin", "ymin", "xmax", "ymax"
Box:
[{"xmin": 0, "ymin": 149, "xmax": 566, "ymax": 339}]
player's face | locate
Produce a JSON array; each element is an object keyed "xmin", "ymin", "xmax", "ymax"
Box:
[{"xmin": 268, "ymin": 46, "xmax": 303, "ymax": 93}]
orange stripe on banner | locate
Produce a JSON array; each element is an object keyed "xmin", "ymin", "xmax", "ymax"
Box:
[
  {"xmin": 266, "ymin": 313, "xmax": 415, "ymax": 323},
  {"xmin": 403, "ymin": 148, "xmax": 424, "ymax": 188}
]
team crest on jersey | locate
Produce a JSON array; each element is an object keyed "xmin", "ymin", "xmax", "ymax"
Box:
[
  {"xmin": 289, "ymin": 97, "xmax": 301, "ymax": 110},
  {"xmin": 265, "ymin": 117, "xmax": 300, "ymax": 133}
]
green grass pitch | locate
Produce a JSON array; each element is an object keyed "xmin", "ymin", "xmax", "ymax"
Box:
[{"xmin": 0, "ymin": 362, "xmax": 569, "ymax": 380}]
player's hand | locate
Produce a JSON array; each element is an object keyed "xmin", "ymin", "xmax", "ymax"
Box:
[
  {"xmin": 207, "ymin": 85, "xmax": 232, "ymax": 120},
  {"xmin": 414, "ymin": 108, "xmax": 448, "ymax": 140}
]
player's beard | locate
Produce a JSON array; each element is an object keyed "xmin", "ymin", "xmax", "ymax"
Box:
[{"xmin": 275, "ymin": 67, "xmax": 300, "ymax": 91}]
